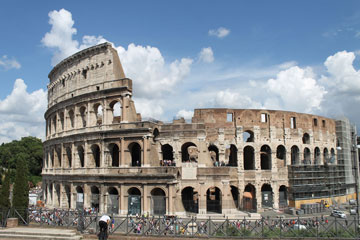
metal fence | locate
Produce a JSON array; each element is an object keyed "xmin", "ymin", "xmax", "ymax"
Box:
[{"xmin": 1, "ymin": 208, "xmax": 360, "ymax": 239}]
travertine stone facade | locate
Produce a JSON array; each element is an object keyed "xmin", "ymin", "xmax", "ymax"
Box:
[{"xmin": 42, "ymin": 43, "xmax": 341, "ymax": 216}]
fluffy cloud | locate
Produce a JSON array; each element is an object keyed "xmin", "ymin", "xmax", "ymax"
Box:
[
  {"xmin": 266, "ymin": 66, "xmax": 327, "ymax": 113},
  {"xmin": 176, "ymin": 109, "xmax": 194, "ymax": 120},
  {"xmin": 0, "ymin": 55, "xmax": 21, "ymax": 70},
  {"xmin": 116, "ymin": 44, "xmax": 193, "ymax": 98},
  {"xmin": 199, "ymin": 47, "xmax": 214, "ymax": 63},
  {"xmin": 214, "ymin": 89, "xmax": 262, "ymax": 109},
  {"xmin": 208, "ymin": 27, "xmax": 230, "ymax": 38},
  {"xmin": 0, "ymin": 79, "xmax": 46, "ymax": 143}
]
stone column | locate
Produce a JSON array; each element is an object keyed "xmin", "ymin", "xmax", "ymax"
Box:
[
  {"xmin": 121, "ymin": 97, "xmax": 126, "ymax": 122},
  {"xmin": 168, "ymin": 185, "xmax": 174, "ymax": 215},
  {"xmin": 84, "ymin": 141, "xmax": 89, "ymax": 168},
  {"xmin": 198, "ymin": 182, "xmax": 206, "ymax": 214},
  {"xmin": 100, "ymin": 185, "xmax": 106, "ymax": 214},
  {"xmin": 84, "ymin": 184, "xmax": 90, "ymax": 209},
  {"xmin": 101, "ymin": 140, "xmax": 105, "ymax": 168},
  {"xmin": 256, "ymin": 184, "xmax": 262, "ymax": 210},
  {"xmin": 102, "ymin": 99, "xmax": 107, "ymax": 126},
  {"xmin": 143, "ymin": 185, "xmax": 148, "ymax": 215},
  {"xmin": 120, "ymin": 137, "xmax": 125, "ymax": 166},
  {"xmin": 120, "ymin": 185, "xmax": 126, "ymax": 215},
  {"xmin": 273, "ymin": 184, "xmax": 279, "ymax": 209},
  {"xmin": 255, "ymin": 147, "xmax": 261, "ymax": 170},
  {"xmin": 143, "ymin": 136, "xmax": 148, "ymax": 167}
]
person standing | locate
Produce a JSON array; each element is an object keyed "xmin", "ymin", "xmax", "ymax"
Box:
[{"xmin": 98, "ymin": 215, "xmax": 111, "ymax": 240}]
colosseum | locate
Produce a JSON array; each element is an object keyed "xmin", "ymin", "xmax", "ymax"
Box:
[{"xmin": 42, "ymin": 42, "xmax": 359, "ymax": 217}]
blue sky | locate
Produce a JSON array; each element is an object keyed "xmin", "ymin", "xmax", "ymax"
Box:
[{"xmin": 0, "ymin": 1, "xmax": 360, "ymax": 142}]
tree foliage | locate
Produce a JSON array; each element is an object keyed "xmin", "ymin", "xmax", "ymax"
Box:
[
  {"xmin": 0, "ymin": 170, "xmax": 10, "ymax": 209},
  {"xmin": 0, "ymin": 136, "xmax": 43, "ymax": 177},
  {"xmin": 12, "ymin": 153, "xmax": 29, "ymax": 210}
]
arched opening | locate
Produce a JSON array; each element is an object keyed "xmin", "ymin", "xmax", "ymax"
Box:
[
  {"xmin": 91, "ymin": 186, "xmax": 100, "ymax": 211},
  {"xmin": 323, "ymin": 148, "xmax": 329, "ymax": 163},
  {"xmin": 291, "ymin": 146, "xmax": 299, "ymax": 165},
  {"xmin": 260, "ymin": 145, "xmax": 272, "ymax": 170},
  {"xmin": 55, "ymin": 184, "xmax": 60, "ymax": 207},
  {"xmin": 128, "ymin": 187, "xmax": 141, "ymax": 215},
  {"xmin": 206, "ymin": 187, "xmax": 222, "ymax": 214},
  {"xmin": 161, "ymin": 144, "xmax": 174, "ymax": 166},
  {"xmin": 49, "ymin": 184, "xmax": 53, "ymax": 204},
  {"xmin": 79, "ymin": 106, "xmax": 87, "ymax": 127},
  {"xmin": 76, "ymin": 186, "xmax": 84, "ymax": 210},
  {"xmin": 261, "ymin": 184, "xmax": 273, "ymax": 208},
  {"xmin": 129, "ymin": 142, "xmax": 141, "ymax": 167},
  {"xmin": 68, "ymin": 110, "xmax": 74, "ymax": 128},
  {"xmin": 94, "ymin": 104, "xmax": 103, "ymax": 125},
  {"xmin": 110, "ymin": 101, "xmax": 121, "ymax": 123},
  {"xmin": 230, "ymin": 186, "xmax": 239, "ymax": 209},
  {"xmin": 228, "ymin": 144, "xmax": 238, "ymax": 167},
  {"xmin": 279, "ymin": 185, "xmax": 288, "ymax": 208},
  {"xmin": 181, "ymin": 187, "xmax": 198, "ymax": 213},
  {"xmin": 153, "ymin": 128, "xmax": 159, "ymax": 142},
  {"xmin": 55, "ymin": 147, "xmax": 61, "ymax": 167},
  {"xmin": 109, "ymin": 144, "xmax": 119, "ymax": 167},
  {"xmin": 314, "ymin": 147, "xmax": 321, "ymax": 165},
  {"xmin": 243, "ymin": 130, "xmax": 254, "ymax": 142},
  {"xmin": 108, "ymin": 187, "xmax": 119, "ymax": 214},
  {"xmin": 244, "ymin": 146, "xmax": 255, "ymax": 170},
  {"xmin": 276, "ymin": 145, "xmax": 286, "ymax": 167},
  {"xmin": 243, "ymin": 184, "xmax": 256, "ymax": 211},
  {"xmin": 330, "ymin": 148, "xmax": 336, "ymax": 163},
  {"xmin": 52, "ymin": 116, "xmax": 57, "ymax": 133},
  {"xmin": 65, "ymin": 147, "xmax": 72, "ymax": 168},
  {"xmin": 91, "ymin": 144, "xmax": 101, "ymax": 168},
  {"xmin": 60, "ymin": 112, "xmax": 64, "ymax": 130},
  {"xmin": 151, "ymin": 188, "xmax": 166, "ymax": 215},
  {"xmin": 208, "ymin": 145, "xmax": 219, "ymax": 166},
  {"xmin": 302, "ymin": 133, "xmax": 310, "ymax": 144},
  {"xmin": 50, "ymin": 151, "xmax": 54, "ymax": 168},
  {"xmin": 77, "ymin": 146, "xmax": 84, "ymax": 167},
  {"xmin": 303, "ymin": 147, "xmax": 311, "ymax": 164},
  {"xmin": 65, "ymin": 185, "xmax": 71, "ymax": 209},
  {"xmin": 181, "ymin": 142, "xmax": 197, "ymax": 162}
]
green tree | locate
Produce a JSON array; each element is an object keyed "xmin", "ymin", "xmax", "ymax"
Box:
[
  {"xmin": 12, "ymin": 153, "xmax": 29, "ymax": 210},
  {"xmin": 0, "ymin": 170, "xmax": 11, "ymax": 209}
]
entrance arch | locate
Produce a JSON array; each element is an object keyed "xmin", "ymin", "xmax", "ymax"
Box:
[
  {"xmin": 108, "ymin": 187, "xmax": 119, "ymax": 214},
  {"xmin": 279, "ymin": 185, "xmax": 288, "ymax": 208},
  {"xmin": 228, "ymin": 145, "xmax": 238, "ymax": 166},
  {"xmin": 244, "ymin": 146, "xmax": 255, "ymax": 170},
  {"xmin": 129, "ymin": 143, "xmax": 141, "ymax": 166},
  {"xmin": 243, "ymin": 184, "xmax": 256, "ymax": 211},
  {"xmin": 260, "ymin": 145, "xmax": 272, "ymax": 169},
  {"xmin": 206, "ymin": 187, "xmax": 222, "ymax": 214},
  {"xmin": 151, "ymin": 188, "xmax": 166, "ymax": 215},
  {"xmin": 230, "ymin": 186, "xmax": 239, "ymax": 209},
  {"xmin": 76, "ymin": 186, "xmax": 84, "ymax": 210},
  {"xmin": 91, "ymin": 186, "xmax": 100, "ymax": 211},
  {"xmin": 261, "ymin": 184, "xmax": 273, "ymax": 208},
  {"xmin": 181, "ymin": 187, "xmax": 198, "ymax": 213},
  {"xmin": 128, "ymin": 187, "xmax": 141, "ymax": 215}
]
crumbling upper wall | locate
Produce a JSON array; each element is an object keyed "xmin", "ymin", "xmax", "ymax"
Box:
[{"xmin": 47, "ymin": 43, "xmax": 129, "ymax": 108}]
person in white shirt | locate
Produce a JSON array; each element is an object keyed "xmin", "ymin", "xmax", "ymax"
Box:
[{"xmin": 98, "ymin": 215, "xmax": 111, "ymax": 240}]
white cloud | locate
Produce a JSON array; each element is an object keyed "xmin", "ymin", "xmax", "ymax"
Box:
[
  {"xmin": 0, "ymin": 79, "xmax": 47, "ymax": 143},
  {"xmin": 208, "ymin": 27, "xmax": 230, "ymax": 38},
  {"xmin": 198, "ymin": 47, "xmax": 214, "ymax": 63},
  {"xmin": 133, "ymin": 98, "xmax": 164, "ymax": 120},
  {"xmin": 176, "ymin": 109, "xmax": 194, "ymax": 120},
  {"xmin": 266, "ymin": 66, "xmax": 327, "ymax": 113},
  {"xmin": 116, "ymin": 44, "xmax": 193, "ymax": 98},
  {"xmin": 0, "ymin": 55, "xmax": 21, "ymax": 70}
]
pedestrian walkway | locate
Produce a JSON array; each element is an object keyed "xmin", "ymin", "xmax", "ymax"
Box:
[{"xmin": 0, "ymin": 227, "xmax": 82, "ymax": 240}]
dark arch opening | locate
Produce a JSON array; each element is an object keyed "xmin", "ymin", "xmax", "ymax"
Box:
[
  {"xmin": 243, "ymin": 130, "xmax": 254, "ymax": 142},
  {"xmin": 260, "ymin": 145, "xmax": 272, "ymax": 170},
  {"xmin": 181, "ymin": 187, "xmax": 198, "ymax": 213},
  {"xmin": 243, "ymin": 184, "xmax": 256, "ymax": 211},
  {"xmin": 291, "ymin": 146, "xmax": 299, "ymax": 165},
  {"xmin": 181, "ymin": 142, "xmax": 197, "ymax": 162},
  {"xmin": 91, "ymin": 186, "xmax": 100, "ymax": 211},
  {"xmin": 206, "ymin": 187, "xmax": 222, "ymax": 214},
  {"xmin": 302, "ymin": 133, "xmax": 310, "ymax": 144},
  {"xmin": 228, "ymin": 144, "xmax": 238, "ymax": 167},
  {"xmin": 323, "ymin": 148, "xmax": 329, "ymax": 163},
  {"xmin": 151, "ymin": 188, "xmax": 166, "ymax": 215},
  {"xmin": 153, "ymin": 128, "xmax": 159, "ymax": 142},
  {"xmin": 91, "ymin": 144, "xmax": 101, "ymax": 167},
  {"xmin": 129, "ymin": 142, "xmax": 141, "ymax": 167},
  {"xmin": 77, "ymin": 146, "xmax": 84, "ymax": 167},
  {"xmin": 110, "ymin": 144, "xmax": 119, "ymax": 167},
  {"xmin": 314, "ymin": 147, "xmax": 321, "ymax": 165},
  {"xmin": 244, "ymin": 146, "xmax": 255, "ymax": 170},
  {"xmin": 161, "ymin": 144, "xmax": 174, "ymax": 166},
  {"xmin": 80, "ymin": 106, "xmax": 87, "ymax": 127},
  {"xmin": 208, "ymin": 145, "xmax": 219, "ymax": 165},
  {"xmin": 128, "ymin": 187, "xmax": 141, "ymax": 215},
  {"xmin": 230, "ymin": 186, "xmax": 239, "ymax": 209},
  {"xmin": 261, "ymin": 184, "xmax": 273, "ymax": 208},
  {"xmin": 303, "ymin": 147, "xmax": 311, "ymax": 164},
  {"xmin": 66, "ymin": 147, "xmax": 72, "ymax": 168},
  {"xmin": 279, "ymin": 185, "xmax": 288, "ymax": 208},
  {"xmin": 109, "ymin": 100, "xmax": 121, "ymax": 123}
]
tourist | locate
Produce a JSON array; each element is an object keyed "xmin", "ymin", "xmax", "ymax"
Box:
[{"xmin": 98, "ymin": 214, "xmax": 111, "ymax": 240}]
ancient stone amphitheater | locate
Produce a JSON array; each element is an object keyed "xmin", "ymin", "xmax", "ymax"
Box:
[{"xmin": 42, "ymin": 42, "xmax": 356, "ymax": 217}]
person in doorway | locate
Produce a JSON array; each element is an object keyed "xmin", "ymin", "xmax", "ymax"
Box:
[{"xmin": 98, "ymin": 214, "xmax": 111, "ymax": 240}]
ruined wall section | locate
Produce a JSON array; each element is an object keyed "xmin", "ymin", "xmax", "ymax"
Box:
[{"xmin": 47, "ymin": 43, "xmax": 128, "ymax": 108}]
